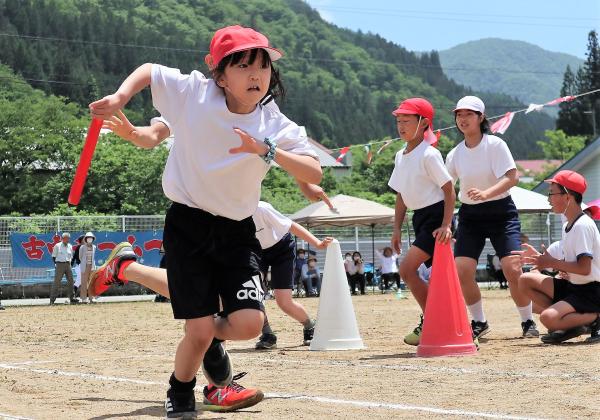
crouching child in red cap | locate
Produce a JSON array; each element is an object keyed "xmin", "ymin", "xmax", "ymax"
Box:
[
  {"xmin": 387, "ymin": 98, "xmax": 456, "ymax": 346},
  {"xmin": 515, "ymin": 170, "xmax": 600, "ymax": 344}
]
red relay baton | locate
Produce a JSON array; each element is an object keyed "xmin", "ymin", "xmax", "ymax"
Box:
[{"xmin": 68, "ymin": 118, "xmax": 103, "ymax": 206}]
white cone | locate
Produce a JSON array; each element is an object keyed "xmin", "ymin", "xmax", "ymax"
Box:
[{"xmin": 310, "ymin": 239, "xmax": 365, "ymax": 351}]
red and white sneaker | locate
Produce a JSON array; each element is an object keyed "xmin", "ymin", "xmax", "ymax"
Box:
[
  {"xmin": 202, "ymin": 372, "xmax": 264, "ymax": 412},
  {"xmin": 89, "ymin": 242, "xmax": 137, "ymax": 296}
]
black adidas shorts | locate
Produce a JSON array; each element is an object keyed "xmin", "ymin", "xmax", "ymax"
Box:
[{"xmin": 163, "ymin": 202, "xmax": 264, "ymax": 319}]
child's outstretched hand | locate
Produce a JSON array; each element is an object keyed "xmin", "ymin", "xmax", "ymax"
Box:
[
  {"xmin": 316, "ymin": 237, "xmax": 334, "ymax": 249},
  {"xmin": 230, "ymin": 128, "xmax": 270, "ymax": 155},
  {"xmin": 511, "ymin": 243, "xmax": 541, "ymax": 262},
  {"xmin": 102, "ymin": 110, "xmax": 137, "ymax": 142},
  {"xmin": 89, "ymin": 93, "xmax": 127, "ymax": 120}
]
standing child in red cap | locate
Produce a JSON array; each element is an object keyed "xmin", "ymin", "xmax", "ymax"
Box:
[
  {"xmin": 89, "ymin": 25, "xmax": 321, "ymax": 418},
  {"xmin": 387, "ymin": 98, "xmax": 456, "ymax": 346},
  {"xmin": 516, "ymin": 170, "xmax": 600, "ymax": 344},
  {"xmin": 447, "ymin": 96, "xmax": 538, "ymax": 340}
]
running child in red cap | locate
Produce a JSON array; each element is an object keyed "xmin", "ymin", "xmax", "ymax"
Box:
[
  {"xmin": 387, "ymin": 98, "xmax": 456, "ymax": 346},
  {"xmin": 446, "ymin": 96, "xmax": 539, "ymax": 340},
  {"xmin": 89, "ymin": 25, "xmax": 321, "ymax": 419},
  {"xmin": 515, "ymin": 170, "xmax": 600, "ymax": 344}
]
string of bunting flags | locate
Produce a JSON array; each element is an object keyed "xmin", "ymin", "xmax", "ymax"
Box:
[{"xmin": 330, "ymin": 88, "xmax": 600, "ymax": 164}]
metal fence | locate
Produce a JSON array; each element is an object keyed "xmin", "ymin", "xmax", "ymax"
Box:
[
  {"xmin": 300, "ymin": 212, "xmax": 568, "ymax": 272},
  {"xmin": 0, "ymin": 215, "xmax": 165, "ymax": 285},
  {"xmin": 0, "ymin": 212, "xmax": 584, "ymax": 288}
]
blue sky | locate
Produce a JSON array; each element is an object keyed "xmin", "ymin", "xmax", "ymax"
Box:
[{"xmin": 304, "ymin": 0, "xmax": 600, "ymax": 58}]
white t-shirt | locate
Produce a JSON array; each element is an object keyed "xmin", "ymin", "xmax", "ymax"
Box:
[
  {"xmin": 546, "ymin": 241, "xmax": 562, "ymax": 260},
  {"xmin": 151, "ymin": 64, "xmax": 317, "ymax": 221},
  {"xmin": 376, "ymin": 250, "xmax": 399, "ymax": 274},
  {"xmin": 445, "ymin": 134, "xmax": 516, "ymax": 205},
  {"xmin": 560, "ymin": 214, "xmax": 600, "ymax": 285},
  {"xmin": 388, "ymin": 140, "xmax": 452, "ymax": 210},
  {"xmin": 252, "ymin": 201, "xmax": 292, "ymax": 249}
]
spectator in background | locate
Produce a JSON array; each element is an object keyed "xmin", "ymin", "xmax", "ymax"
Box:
[
  {"xmin": 376, "ymin": 247, "xmax": 401, "ymax": 290},
  {"xmin": 294, "ymin": 249, "xmax": 307, "ymax": 293},
  {"xmin": 72, "ymin": 234, "xmax": 84, "ymax": 297},
  {"xmin": 346, "ymin": 251, "xmax": 366, "ymax": 295},
  {"xmin": 343, "ymin": 252, "xmax": 352, "ymax": 290},
  {"xmin": 50, "ymin": 232, "xmax": 77, "ymax": 305},
  {"xmin": 301, "ymin": 256, "xmax": 321, "ymax": 296},
  {"xmin": 78, "ymin": 232, "xmax": 97, "ymax": 303}
]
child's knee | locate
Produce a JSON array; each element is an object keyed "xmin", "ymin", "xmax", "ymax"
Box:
[
  {"xmin": 398, "ymin": 261, "xmax": 416, "ymax": 282},
  {"xmin": 539, "ymin": 309, "xmax": 558, "ymax": 329},
  {"xmin": 184, "ymin": 322, "xmax": 215, "ymax": 347},
  {"xmin": 230, "ymin": 309, "xmax": 264, "ymax": 339}
]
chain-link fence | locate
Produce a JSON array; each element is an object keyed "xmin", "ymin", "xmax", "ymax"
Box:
[
  {"xmin": 0, "ymin": 215, "xmax": 165, "ymax": 298},
  {"xmin": 0, "ymin": 211, "xmax": 586, "ymax": 298},
  {"xmin": 301, "ymin": 212, "xmax": 567, "ymax": 272}
]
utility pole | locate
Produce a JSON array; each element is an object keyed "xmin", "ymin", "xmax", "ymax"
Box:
[{"xmin": 584, "ymin": 108, "xmax": 597, "ymax": 138}]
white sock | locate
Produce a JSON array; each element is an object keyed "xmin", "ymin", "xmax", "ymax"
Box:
[
  {"xmin": 517, "ymin": 303, "xmax": 533, "ymax": 322},
  {"xmin": 467, "ymin": 300, "xmax": 486, "ymax": 323}
]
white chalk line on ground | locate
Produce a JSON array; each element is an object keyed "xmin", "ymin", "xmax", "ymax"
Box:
[
  {"xmin": 0, "ymin": 412, "xmax": 34, "ymax": 420},
  {"xmin": 0, "ymin": 361, "xmax": 550, "ymax": 420},
  {"xmin": 4, "ymin": 346, "xmax": 599, "ymax": 384}
]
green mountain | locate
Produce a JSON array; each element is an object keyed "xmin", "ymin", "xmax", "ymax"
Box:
[
  {"xmin": 0, "ymin": 0, "xmax": 553, "ymax": 160},
  {"xmin": 439, "ymin": 38, "xmax": 584, "ymax": 112}
]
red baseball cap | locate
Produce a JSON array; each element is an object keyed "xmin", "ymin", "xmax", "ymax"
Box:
[
  {"xmin": 392, "ymin": 98, "xmax": 435, "ymax": 122},
  {"xmin": 545, "ymin": 170, "xmax": 587, "ymax": 195},
  {"xmin": 208, "ymin": 25, "xmax": 283, "ymax": 68},
  {"xmin": 582, "ymin": 203, "xmax": 600, "ymax": 220}
]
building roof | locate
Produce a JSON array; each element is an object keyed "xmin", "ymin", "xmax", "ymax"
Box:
[
  {"xmin": 307, "ymin": 138, "xmax": 346, "ymax": 168},
  {"xmin": 515, "ymin": 159, "xmax": 563, "ymax": 178}
]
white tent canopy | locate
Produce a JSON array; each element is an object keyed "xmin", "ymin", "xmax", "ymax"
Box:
[
  {"xmin": 290, "ymin": 188, "xmax": 548, "ymax": 228},
  {"xmin": 290, "ymin": 194, "xmax": 394, "ymax": 227},
  {"xmin": 509, "ymin": 186, "xmax": 551, "ymax": 213}
]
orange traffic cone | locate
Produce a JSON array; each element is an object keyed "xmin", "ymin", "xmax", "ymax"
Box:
[{"xmin": 416, "ymin": 241, "xmax": 477, "ymax": 357}]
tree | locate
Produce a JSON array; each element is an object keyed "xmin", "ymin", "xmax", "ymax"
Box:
[
  {"xmin": 557, "ymin": 30, "xmax": 600, "ymax": 138},
  {"xmin": 536, "ymin": 130, "xmax": 585, "ymax": 161}
]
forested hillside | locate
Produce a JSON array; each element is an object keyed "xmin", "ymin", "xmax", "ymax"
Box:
[
  {"xmin": 1, "ymin": 0, "xmax": 553, "ymax": 156},
  {"xmin": 440, "ymin": 38, "xmax": 583, "ymax": 114}
]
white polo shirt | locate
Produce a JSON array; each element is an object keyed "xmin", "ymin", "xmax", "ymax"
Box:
[
  {"xmin": 446, "ymin": 134, "xmax": 515, "ymax": 205},
  {"xmin": 151, "ymin": 64, "xmax": 317, "ymax": 221},
  {"xmin": 560, "ymin": 214, "xmax": 600, "ymax": 285},
  {"xmin": 252, "ymin": 201, "xmax": 292, "ymax": 249},
  {"xmin": 387, "ymin": 140, "xmax": 452, "ymax": 210}
]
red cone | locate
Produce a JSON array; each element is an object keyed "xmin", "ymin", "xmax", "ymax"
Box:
[{"xmin": 416, "ymin": 241, "xmax": 477, "ymax": 357}]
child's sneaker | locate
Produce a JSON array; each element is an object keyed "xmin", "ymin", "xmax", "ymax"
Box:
[
  {"xmin": 403, "ymin": 314, "xmax": 423, "ymax": 346},
  {"xmin": 470, "ymin": 320, "xmax": 490, "ymax": 340},
  {"xmin": 202, "ymin": 339, "xmax": 233, "ymax": 388},
  {"xmin": 255, "ymin": 333, "xmax": 277, "ymax": 350},
  {"xmin": 303, "ymin": 324, "xmax": 315, "ymax": 346},
  {"xmin": 165, "ymin": 387, "xmax": 196, "ymax": 419},
  {"xmin": 202, "ymin": 372, "xmax": 264, "ymax": 412},
  {"xmin": 585, "ymin": 315, "xmax": 600, "ymax": 344},
  {"xmin": 88, "ymin": 242, "xmax": 136, "ymax": 296},
  {"xmin": 541, "ymin": 325, "xmax": 586, "ymax": 344},
  {"xmin": 521, "ymin": 319, "xmax": 540, "ymax": 337}
]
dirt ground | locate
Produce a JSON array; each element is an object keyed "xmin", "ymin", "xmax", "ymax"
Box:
[{"xmin": 0, "ymin": 290, "xmax": 599, "ymax": 419}]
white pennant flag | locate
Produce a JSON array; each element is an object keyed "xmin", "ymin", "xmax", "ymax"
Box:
[{"xmin": 525, "ymin": 103, "xmax": 545, "ymax": 114}]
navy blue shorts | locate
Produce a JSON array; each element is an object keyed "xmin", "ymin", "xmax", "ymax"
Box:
[
  {"xmin": 552, "ymin": 278, "xmax": 600, "ymax": 314},
  {"xmin": 412, "ymin": 200, "xmax": 445, "ymax": 268},
  {"xmin": 454, "ymin": 196, "xmax": 521, "ymax": 261},
  {"xmin": 259, "ymin": 233, "xmax": 296, "ymax": 290}
]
